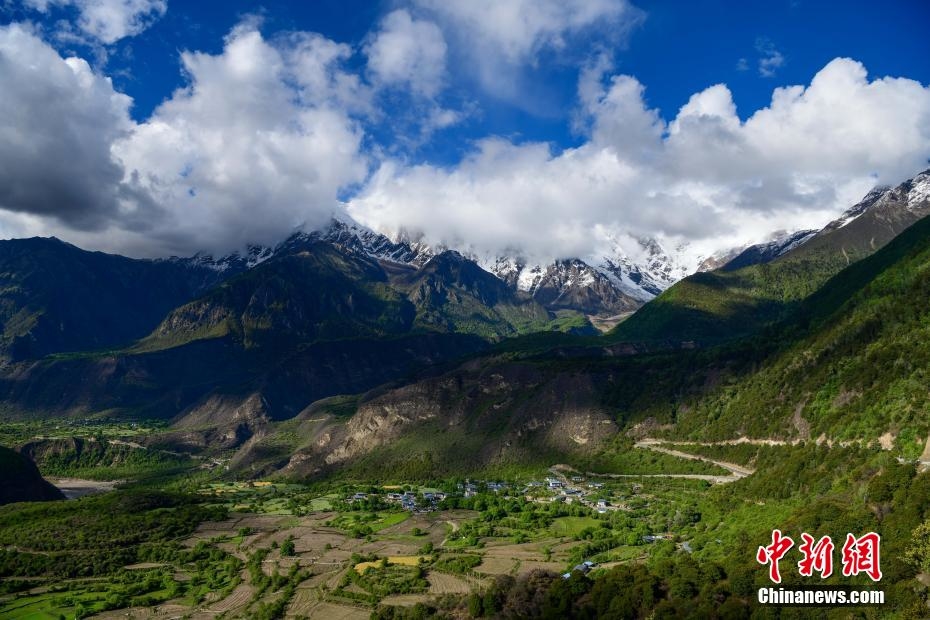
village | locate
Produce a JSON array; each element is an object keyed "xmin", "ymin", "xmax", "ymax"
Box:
[{"xmin": 347, "ymin": 469, "xmax": 640, "ymax": 518}]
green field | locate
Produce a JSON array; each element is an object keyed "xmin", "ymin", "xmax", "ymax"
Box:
[
  {"xmin": 0, "ymin": 441, "xmax": 927, "ymax": 618},
  {"xmin": 549, "ymin": 516, "xmax": 601, "ymax": 537}
]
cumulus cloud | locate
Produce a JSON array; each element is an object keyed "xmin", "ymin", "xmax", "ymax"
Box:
[
  {"xmin": 411, "ymin": 0, "xmax": 644, "ymax": 104},
  {"xmin": 0, "ymin": 21, "xmax": 369, "ymax": 256},
  {"xmin": 111, "ymin": 24, "xmax": 369, "ymax": 255},
  {"xmin": 22, "ymin": 0, "xmax": 167, "ymax": 44},
  {"xmin": 0, "ymin": 23, "xmax": 146, "ymax": 231},
  {"xmin": 349, "ymin": 58, "xmax": 930, "ymax": 265},
  {"xmin": 1, "ymin": 13, "xmax": 929, "ymax": 267},
  {"xmin": 365, "ymin": 9, "xmax": 446, "ymax": 98}
]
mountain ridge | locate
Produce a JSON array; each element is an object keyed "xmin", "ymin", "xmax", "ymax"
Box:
[
  {"xmin": 610, "ymin": 169, "xmax": 930, "ymax": 344},
  {"xmin": 230, "ymin": 202, "xmax": 930, "ymax": 478}
]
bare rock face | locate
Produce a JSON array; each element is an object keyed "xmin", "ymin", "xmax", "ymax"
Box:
[
  {"xmin": 261, "ymin": 361, "xmax": 619, "ymax": 477},
  {"xmin": 162, "ymin": 392, "xmax": 272, "ymax": 451}
]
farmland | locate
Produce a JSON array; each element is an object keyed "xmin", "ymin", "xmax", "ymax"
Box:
[
  {"xmin": 4, "ymin": 418, "xmax": 923, "ymax": 618},
  {"xmin": 0, "ymin": 462, "xmax": 716, "ymax": 618}
]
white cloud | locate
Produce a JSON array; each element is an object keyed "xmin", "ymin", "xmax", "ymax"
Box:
[
  {"xmin": 349, "ymin": 58, "xmax": 930, "ymax": 265},
  {"xmin": 281, "ymin": 31, "xmax": 373, "ymax": 116},
  {"xmin": 0, "ymin": 22, "xmax": 370, "ymax": 256},
  {"xmin": 411, "ymin": 0, "xmax": 643, "ymax": 104},
  {"xmin": 414, "ymin": 0, "xmax": 637, "ymax": 64},
  {"xmin": 1, "ymin": 15, "xmax": 929, "ymax": 269},
  {"xmin": 22, "ymin": 0, "xmax": 167, "ymax": 43},
  {"xmin": 111, "ymin": 24, "xmax": 369, "ymax": 255},
  {"xmin": 361, "ymin": 9, "xmax": 473, "ymax": 148},
  {"xmin": 0, "ymin": 23, "xmax": 142, "ymax": 231},
  {"xmin": 365, "ymin": 9, "xmax": 446, "ymax": 98},
  {"xmin": 756, "ymin": 37, "xmax": 785, "ymax": 78}
]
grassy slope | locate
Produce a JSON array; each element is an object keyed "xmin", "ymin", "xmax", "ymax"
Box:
[
  {"xmin": 376, "ymin": 213, "xmax": 930, "ymax": 460},
  {"xmin": 610, "ymin": 183, "xmax": 929, "ymax": 345},
  {"xmin": 609, "ymin": 247, "xmax": 857, "ymax": 345},
  {"xmin": 228, "ymin": 214, "xmax": 930, "ymax": 482},
  {"xmin": 138, "ymin": 244, "xmax": 416, "ymax": 352},
  {"xmin": 670, "ymin": 214, "xmax": 930, "ymax": 446}
]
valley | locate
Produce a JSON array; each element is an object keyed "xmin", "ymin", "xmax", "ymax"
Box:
[
  {"xmin": 0, "ymin": 431, "xmax": 766, "ymax": 619},
  {"xmin": 1, "ymin": 171, "xmax": 930, "ymax": 617},
  {"xmin": 1, "ymin": 0, "xmax": 928, "ymax": 615},
  {"xmin": 2, "ymin": 414, "xmax": 929, "ymax": 617}
]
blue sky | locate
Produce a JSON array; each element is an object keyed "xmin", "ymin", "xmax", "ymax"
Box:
[
  {"xmin": 0, "ymin": 0, "xmax": 929, "ymax": 262},
  {"xmin": 8, "ymin": 0, "xmax": 928, "ymax": 154}
]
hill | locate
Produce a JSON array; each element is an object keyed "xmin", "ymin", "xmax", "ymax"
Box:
[
  {"xmin": 140, "ymin": 241, "xmax": 416, "ymax": 352},
  {"xmin": 0, "ymin": 445, "xmax": 63, "ymax": 504},
  {"xmin": 668, "ymin": 210, "xmax": 930, "ymax": 448},
  {"xmin": 0, "ymin": 237, "xmax": 227, "ymax": 361},
  {"xmin": 228, "ymin": 210, "xmax": 930, "ymax": 477},
  {"xmin": 610, "ymin": 170, "xmax": 930, "ymax": 344}
]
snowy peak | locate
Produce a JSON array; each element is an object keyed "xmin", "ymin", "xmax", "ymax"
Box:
[
  {"xmin": 905, "ymin": 169, "xmax": 930, "ymax": 207},
  {"xmin": 165, "ymin": 243, "xmax": 272, "ymax": 274},
  {"xmin": 485, "ymin": 256, "xmax": 531, "ymax": 290},
  {"xmin": 824, "ymin": 185, "xmax": 892, "ymax": 232},
  {"xmin": 163, "ymin": 214, "xmax": 708, "ymax": 319},
  {"xmin": 161, "ymin": 169, "xmax": 930, "ymax": 322},
  {"xmin": 483, "ymin": 235, "xmax": 697, "ymax": 316},
  {"xmin": 822, "ymin": 170, "xmax": 930, "ymax": 235},
  {"xmin": 697, "ymin": 247, "xmax": 746, "ymax": 272},
  {"xmin": 312, "ymin": 218, "xmax": 434, "ymax": 266},
  {"xmin": 593, "ymin": 236, "xmax": 688, "ymax": 300},
  {"xmin": 721, "ymin": 229, "xmax": 818, "ymax": 272},
  {"xmin": 270, "ymin": 218, "xmax": 433, "ymax": 267},
  {"xmin": 486, "ymin": 258, "xmax": 640, "ymax": 316}
]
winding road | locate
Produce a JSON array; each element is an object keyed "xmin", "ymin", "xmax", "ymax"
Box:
[
  {"xmin": 569, "ymin": 439, "xmax": 756, "ymax": 484},
  {"xmin": 634, "ymin": 439, "xmax": 754, "ymax": 478}
]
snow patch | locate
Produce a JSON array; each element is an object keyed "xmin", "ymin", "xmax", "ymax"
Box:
[{"xmin": 908, "ymin": 173, "xmax": 930, "ymax": 206}]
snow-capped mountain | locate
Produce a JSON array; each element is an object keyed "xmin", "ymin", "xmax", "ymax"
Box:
[
  {"xmin": 163, "ymin": 169, "xmax": 930, "ymax": 319},
  {"xmin": 821, "ymin": 169, "xmax": 930, "ymax": 235},
  {"xmin": 721, "ymin": 169, "xmax": 930, "ymax": 273},
  {"xmin": 478, "ymin": 235, "xmax": 700, "ymax": 316},
  {"xmin": 177, "ymin": 244, "xmax": 274, "ymax": 273},
  {"xmin": 720, "ymin": 229, "xmax": 818, "ymax": 272},
  {"xmin": 281, "ymin": 217, "xmax": 434, "ymax": 266},
  {"xmin": 823, "ymin": 186, "xmax": 891, "ymax": 232},
  {"xmin": 165, "ymin": 216, "xmax": 432, "ymax": 277},
  {"xmin": 909, "ymin": 170, "xmax": 930, "ymax": 205},
  {"xmin": 593, "ymin": 236, "xmax": 696, "ymax": 298},
  {"xmin": 486, "ymin": 256, "xmax": 642, "ymax": 316},
  {"xmin": 164, "ymin": 218, "xmax": 789, "ymax": 318}
]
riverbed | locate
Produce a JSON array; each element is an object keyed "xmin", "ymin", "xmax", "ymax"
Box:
[{"xmin": 48, "ymin": 477, "xmax": 121, "ymax": 499}]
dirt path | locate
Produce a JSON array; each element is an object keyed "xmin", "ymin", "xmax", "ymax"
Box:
[
  {"xmin": 585, "ymin": 472, "xmax": 741, "ymax": 483},
  {"xmin": 634, "ymin": 439, "xmax": 755, "ymax": 478},
  {"xmin": 642, "ymin": 437, "xmax": 793, "ymax": 447},
  {"xmin": 573, "ymin": 440, "xmax": 756, "ymax": 485},
  {"xmin": 439, "ymin": 519, "xmax": 461, "ymax": 548}
]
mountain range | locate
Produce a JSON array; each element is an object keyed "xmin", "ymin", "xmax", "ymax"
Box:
[
  {"xmin": 168, "ymin": 216, "xmax": 687, "ymax": 322},
  {"xmin": 0, "ymin": 169, "xmax": 928, "ymax": 477},
  {"xmin": 240, "ymin": 169, "xmax": 930, "ymax": 477},
  {"xmin": 612, "ymin": 169, "xmax": 930, "ymax": 343}
]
